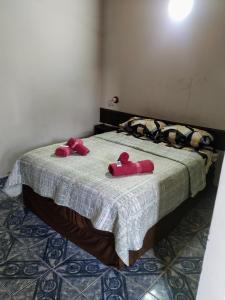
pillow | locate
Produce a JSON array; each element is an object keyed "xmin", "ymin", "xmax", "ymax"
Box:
[
  {"xmin": 119, "ymin": 117, "xmax": 167, "ymax": 140},
  {"xmin": 160, "ymin": 125, "xmax": 193, "ymax": 146},
  {"xmin": 189, "ymin": 128, "xmax": 214, "ymax": 149},
  {"xmin": 160, "ymin": 125, "xmax": 214, "ymax": 149}
]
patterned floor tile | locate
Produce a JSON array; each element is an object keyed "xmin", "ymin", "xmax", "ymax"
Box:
[
  {"xmin": 157, "ymin": 207, "xmax": 210, "ymax": 261},
  {"xmin": 195, "ymin": 208, "xmax": 213, "ymax": 225},
  {"xmin": 3, "ymin": 207, "xmax": 27, "ymax": 230},
  {"xmin": 0, "ymin": 184, "xmax": 216, "ymax": 299},
  {"xmin": 153, "ymin": 238, "xmax": 177, "ymax": 264},
  {"xmin": 121, "ymin": 257, "xmax": 165, "ymax": 291},
  {"xmin": 0, "ymin": 249, "xmax": 50, "ymax": 296},
  {"xmin": 14, "ymin": 270, "xmax": 80, "ymax": 300},
  {"xmin": 180, "ymin": 209, "xmax": 207, "ymax": 236},
  {"xmin": 170, "ymin": 226, "xmax": 209, "ymax": 284},
  {"xmin": 0, "ymin": 193, "xmax": 26, "ymax": 228},
  {"xmin": 66, "ymin": 240, "xmax": 95, "ymax": 260},
  {"xmin": 11, "ymin": 219, "xmax": 55, "ymax": 249},
  {"xmin": 148, "ymin": 268, "xmax": 198, "ymax": 300},
  {"xmin": 0, "ymin": 191, "xmax": 22, "ymax": 209},
  {"xmin": 83, "ymin": 271, "xmax": 119, "ymax": 300},
  {"xmin": 195, "ymin": 187, "xmax": 217, "ymax": 210},
  {"xmin": 83, "ymin": 268, "xmax": 146, "ymax": 300},
  {"xmin": 55, "ymin": 255, "xmax": 108, "ymax": 293},
  {"xmin": 122, "ymin": 274, "xmax": 147, "ymax": 300},
  {"xmin": 197, "ymin": 227, "xmax": 209, "ymax": 249},
  {"xmin": 0, "ymin": 227, "xmax": 28, "ymax": 264},
  {"xmin": 0, "ymin": 286, "xmax": 11, "ymax": 300},
  {"xmin": 141, "ymin": 292, "xmax": 159, "ymax": 300},
  {"xmin": 164, "ymin": 227, "xmax": 194, "ymax": 258},
  {"xmin": 22, "ymin": 210, "xmax": 53, "ymax": 227},
  {"xmin": 183, "ymin": 193, "xmax": 214, "ymax": 231},
  {"xmin": 75, "ymin": 294, "xmax": 88, "ymax": 300},
  {"xmin": 0, "ymin": 177, "xmax": 8, "ymax": 189},
  {"xmin": 171, "ymin": 256, "xmax": 203, "ymax": 284},
  {"xmin": 30, "ymin": 233, "xmax": 78, "ymax": 268},
  {"xmin": 183, "ymin": 230, "xmax": 208, "ymax": 257}
]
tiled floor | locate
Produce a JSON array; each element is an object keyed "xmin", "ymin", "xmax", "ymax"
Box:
[{"xmin": 0, "ymin": 183, "xmax": 216, "ymax": 300}]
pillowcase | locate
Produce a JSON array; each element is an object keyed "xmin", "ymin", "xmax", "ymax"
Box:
[
  {"xmin": 189, "ymin": 128, "xmax": 214, "ymax": 149},
  {"xmin": 119, "ymin": 117, "xmax": 167, "ymax": 140},
  {"xmin": 160, "ymin": 125, "xmax": 214, "ymax": 149},
  {"xmin": 160, "ymin": 125, "xmax": 193, "ymax": 146}
]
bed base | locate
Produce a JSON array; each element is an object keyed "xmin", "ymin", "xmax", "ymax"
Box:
[{"xmin": 23, "ymin": 185, "xmax": 197, "ymax": 268}]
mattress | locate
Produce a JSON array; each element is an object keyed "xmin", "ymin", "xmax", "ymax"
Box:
[{"xmin": 4, "ymin": 131, "xmax": 207, "ymax": 265}]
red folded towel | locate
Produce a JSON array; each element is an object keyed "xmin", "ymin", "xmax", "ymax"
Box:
[
  {"xmin": 55, "ymin": 145, "xmax": 72, "ymax": 157},
  {"xmin": 66, "ymin": 138, "xmax": 83, "ymax": 148},
  {"xmin": 55, "ymin": 137, "xmax": 89, "ymax": 157},
  {"xmin": 74, "ymin": 143, "xmax": 90, "ymax": 156},
  {"xmin": 118, "ymin": 152, "xmax": 129, "ymax": 164},
  {"xmin": 66, "ymin": 137, "xmax": 89, "ymax": 156},
  {"xmin": 108, "ymin": 159, "xmax": 154, "ymax": 176}
]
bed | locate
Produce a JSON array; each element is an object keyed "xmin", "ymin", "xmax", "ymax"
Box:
[{"xmin": 4, "ymin": 108, "xmax": 224, "ymax": 268}]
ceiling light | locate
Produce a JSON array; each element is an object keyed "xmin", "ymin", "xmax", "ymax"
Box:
[{"xmin": 168, "ymin": 0, "xmax": 194, "ymax": 22}]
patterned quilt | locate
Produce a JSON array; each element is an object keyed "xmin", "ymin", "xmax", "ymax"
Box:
[{"xmin": 4, "ymin": 132, "xmax": 206, "ymax": 265}]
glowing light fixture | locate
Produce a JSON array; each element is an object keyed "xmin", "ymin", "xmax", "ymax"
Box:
[{"xmin": 168, "ymin": 0, "xmax": 194, "ymax": 22}]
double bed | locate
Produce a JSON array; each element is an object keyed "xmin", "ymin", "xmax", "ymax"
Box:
[{"xmin": 4, "ymin": 108, "xmax": 224, "ymax": 268}]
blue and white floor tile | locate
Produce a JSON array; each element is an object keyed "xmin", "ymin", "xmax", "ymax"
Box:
[
  {"xmin": 0, "ymin": 183, "xmax": 216, "ymax": 299},
  {"xmin": 145, "ymin": 268, "xmax": 199, "ymax": 300},
  {"xmin": 31, "ymin": 233, "xmax": 77, "ymax": 269},
  {"xmin": 0, "ymin": 286, "xmax": 11, "ymax": 300},
  {"xmin": 0, "ymin": 177, "xmax": 7, "ymax": 189},
  {"xmin": 0, "ymin": 192, "xmax": 25, "ymax": 228},
  {"xmin": 82, "ymin": 268, "xmax": 146, "ymax": 300},
  {"xmin": 55, "ymin": 255, "xmax": 108, "ymax": 293},
  {"xmin": 169, "ymin": 227, "xmax": 209, "ymax": 285},
  {"xmin": 121, "ymin": 257, "xmax": 166, "ymax": 292},
  {"xmin": 14, "ymin": 270, "xmax": 80, "ymax": 300},
  {"xmin": 0, "ymin": 227, "xmax": 27, "ymax": 264},
  {"xmin": 11, "ymin": 210, "xmax": 56, "ymax": 249},
  {"xmin": 0, "ymin": 249, "xmax": 49, "ymax": 296}
]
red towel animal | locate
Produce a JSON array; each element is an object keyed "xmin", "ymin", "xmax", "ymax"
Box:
[
  {"xmin": 66, "ymin": 138, "xmax": 83, "ymax": 148},
  {"xmin": 73, "ymin": 143, "xmax": 90, "ymax": 156},
  {"xmin": 66, "ymin": 138, "xmax": 89, "ymax": 156},
  {"xmin": 118, "ymin": 152, "xmax": 129, "ymax": 164},
  {"xmin": 108, "ymin": 152, "xmax": 154, "ymax": 176},
  {"xmin": 55, "ymin": 138, "xmax": 89, "ymax": 157},
  {"xmin": 55, "ymin": 145, "xmax": 72, "ymax": 157}
]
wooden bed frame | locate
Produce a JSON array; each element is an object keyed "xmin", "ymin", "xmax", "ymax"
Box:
[{"xmin": 22, "ymin": 108, "xmax": 225, "ymax": 268}]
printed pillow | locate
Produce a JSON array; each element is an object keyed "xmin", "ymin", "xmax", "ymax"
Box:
[
  {"xmin": 189, "ymin": 128, "xmax": 214, "ymax": 149},
  {"xmin": 160, "ymin": 125, "xmax": 193, "ymax": 146},
  {"xmin": 119, "ymin": 117, "xmax": 167, "ymax": 140},
  {"xmin": 119, "ymin": 117, "xmax": 140, "ymax": 133},
  {"xmin": 160, "ymin": 125, "xmax": 214, "ymax": 149}
]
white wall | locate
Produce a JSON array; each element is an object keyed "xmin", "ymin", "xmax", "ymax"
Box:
[
  {"xmin": 197, "ymin": 159, "xmax": 225, "ymax": 300},
  {"xmin": 102, "ymin": 0, "xmax": 225, "ymax": 130},
  {"xmin": 0, "ymin": 0, "xmax": 102, "ymax": 177}
]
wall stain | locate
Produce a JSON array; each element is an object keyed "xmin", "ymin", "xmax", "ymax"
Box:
[{"xmin": 177, "ymin": 75, "xmax": 208, "ymax": 105}]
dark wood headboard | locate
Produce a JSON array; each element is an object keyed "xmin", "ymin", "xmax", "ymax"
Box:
[{"xmin": 100, "ymin": 107, "xmax": 225, "ymax": 151}]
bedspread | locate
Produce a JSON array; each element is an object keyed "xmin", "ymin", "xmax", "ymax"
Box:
[{"xmin": 4, "ymin": 132, "xmax": 206, "ymax": 265}]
